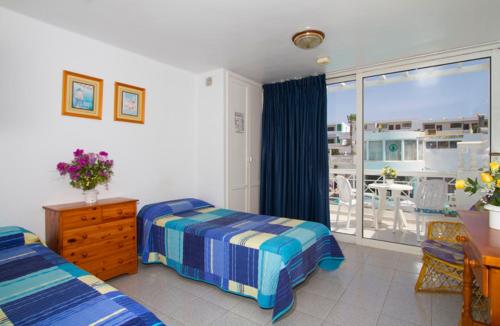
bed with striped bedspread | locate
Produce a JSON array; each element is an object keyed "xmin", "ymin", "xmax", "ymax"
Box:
[
  {"xmin": 138, "ymin": 198, "xmax": 344, "ymax": 322},
  {"xmin": 0, "ymin": 226, "xmax": 163, "ymax": 326}
]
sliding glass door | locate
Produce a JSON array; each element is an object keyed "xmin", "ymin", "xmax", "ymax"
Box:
[
  {"xmin": 362, "ymin": 58, "xmax": 491, "ymax": 246},
  {"xmin": 327, "ymin": 77, "xmax": 357, "ymax": 235},
  {"xmin": 326, "ymin": 49, "xmax": 497, "ymax": 249}
]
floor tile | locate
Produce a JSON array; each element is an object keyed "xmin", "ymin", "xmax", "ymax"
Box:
[
  {"xmin": 144, "ymin": 305, "xmax": 186, "ymax": 326},
  {"xmin": 231, "ymin": 298, "xmax": 273, "ymax": 325},
  {"xmin": 294, "ymin": 290, "xmax": 338, "ymax": 320},
  {"xmin": 376, "ymin": 314, "xmax": 422, "ymax": 326},
  {"xmin": 169, "ymin": 297, "xmax": 227, "ymax": 326},
  {"xmin": 396, "ymin": 254, "xmax": 423, "ymax": 274},
  {"xmin": 431, "ymin": 293, "xmax": 462, "ymax": 326},
  {"xmin": 392, "ymin": 270, "xmax": 419, "ymax": 285},
  {"xmin": 209, "ymin": 311, "xmax": 260, "ymax": 326},
  {"xmin": 270, "ymin": 310, "xmax": 323, "ymax": 326},
  {"xmin": 381, "ymin": 283, "xmax": 431, "ymax": 326},
  {"xmin": 365, "ymin": 248, "xmax": 400, "ymax": 269},
  {"xmin": 296, "ymin": 273, "xmax": 346, "ymax": 300},
  {"xmin": 325, "ymin": 301, "xmax": 381, "ymax": 326},
  {"xmin": 196, "ymin": 285, "xmax": 247, "ymax": 310},
  {"xmin": 354, "ymin": 263, "xmax": 395, "ymax": 283}
]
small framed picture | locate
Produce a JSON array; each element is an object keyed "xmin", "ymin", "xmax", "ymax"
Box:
[
  {"xmin": 114, "ymin": 82, "xmax": 145, "ymax": 124},
  {"xmin": 62, "ymin": 70, "xmax": 103, "ymax": 119},
  {"xmin": 235, "ymin": 112, "xmax": 245, "ymax": 133}
]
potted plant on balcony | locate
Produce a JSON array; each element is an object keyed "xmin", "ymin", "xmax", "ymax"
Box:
[
  {"xmin": 56, "ymin": 149, "xmax": 114, "ymax": 204},
  {"xmin": 456, "ymin": 161, "xmax": 500, "ymax": 230},
  {"xmin": 382, "ymin": 166, "xmax": 397, "ymax": 184}
]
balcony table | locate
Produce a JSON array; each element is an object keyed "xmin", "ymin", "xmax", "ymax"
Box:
[{"xmin": 368, "ymin": 183, "xmax": 413, "ymax": 231}]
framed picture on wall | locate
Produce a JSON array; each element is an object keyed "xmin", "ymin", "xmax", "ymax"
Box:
[
  {"xmin": 114, "ymin": 82, "xmax": 145, "ymax": 124},
  {"xmin": 62, "ymin": 70, "xmax": 103, "ymax": 119}
]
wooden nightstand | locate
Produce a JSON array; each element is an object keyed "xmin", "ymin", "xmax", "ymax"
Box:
[{"xmin": 43, "ymin": 197, "xmax": 138, "ymax": 280}]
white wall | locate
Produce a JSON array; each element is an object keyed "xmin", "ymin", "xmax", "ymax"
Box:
[
  {"xmin": 0, "ymin": 8, "xmax": 198, "ymax": 239},
  {"xmin": 195, "ymin": 69, "xmax": 227, "ymax": 207}
]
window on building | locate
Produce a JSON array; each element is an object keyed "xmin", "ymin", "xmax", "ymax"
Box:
[
  {"xmin": 463, "ymin": 123, "xmax": 470, "ymax": 130},
  {"xmin": 385, "ymin": 140, "xmax": 402, "ymax": 160},
  {"xmin": 404, "ymin": 140, "xmax": 417, "ymax": 160},
  {"xmin": 418, "ymin": 140, "xmax": 423, "ymax": 159},
  {"xmin": 395, "ymin": 124, "xmax": 401, "ymax": 130},
  {"xmin": 402, "ymin": 122, "xmax": 412, "ymax": 129},
  {"xmin": 438, "ymin": 141, "xmax": 449, "ymax": 149},
  {"xmin": 436, "ymin": 125, "xmax": 443, "ymax": 131},
  {"xmin": 450, "ymin": 123, "xmax": 462, "ymax": 128},
  {"xmin": 388, "ymin": 125, "xmax": 394, "ymax": 130},
  {"xmin": 450, "ymin": 141, "xmax": 458, "ymax": 149},
  {"xmin": 328, "ymin": 126, "xmax": 335, "ymax": 131},
  {"xmin": 368, "ymin": 141, "xmax": 383, "ymax": 161},
  {"xmin": 423, "ymin": 123, "xmax": 435, "ymax": 130},
  {"xmin": 426, "ymin": 141, "xmax": 437, "ymax": 149}
]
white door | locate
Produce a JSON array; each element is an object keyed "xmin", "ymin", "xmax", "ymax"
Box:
[
  {"xmin": 227, "ymin": 76, "xmax": 248, "ymax": 211},
  {"xmin": 247, "ymin": 84, "xmax": 262, "ymax": 214},
  {"xmin": 227, "ymin": 74, "xmax": 262, "ymax": 213}
]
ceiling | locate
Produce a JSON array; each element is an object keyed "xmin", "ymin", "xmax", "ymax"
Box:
[{"xmin": 1, "ymin": 0, "xmax": 500, "ymax": 83}]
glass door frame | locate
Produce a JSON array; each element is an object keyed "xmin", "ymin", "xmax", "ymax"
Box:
[{"xmin": 327, "ymin": 44, "xmax": 500, "ymax": 254}]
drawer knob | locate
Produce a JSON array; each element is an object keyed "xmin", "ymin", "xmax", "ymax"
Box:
[
  {"xmin": 118, "ymin": 226, "xmax": 124, "ymax": 231},
  {"xmin": 82, "ymin": 252, "xmax": 88, "ymax": 258},
  {"xmin": 81, "ymin": 216, "xmax": 88, "ymax": 221},
  {"xmin": 468, "ymin": 259, "xmax": 479, "ymax": 268},
  {"xmin": 82, "ymin": 233, "xmax": 88, "ymax": 239}
]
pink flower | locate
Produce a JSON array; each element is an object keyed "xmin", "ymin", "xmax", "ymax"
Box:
[
  {"xmin": 73, "ymin": 149, "xmax": 84, "ymax": 157},
  {"xmin": 56, "ymin": 162, "xmax": 68, "ymax": 175},
  {"xmin": 99, "ymin": 151, "xmax": 108, "ymax": 157}
]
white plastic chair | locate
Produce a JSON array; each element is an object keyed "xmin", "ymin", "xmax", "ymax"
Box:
[
  {"xmin": 402, "ymin": 179, "xmax": 448, "ymax": 241},
  {"xmin": 334, "ymin": 175, "xmax": 377, "ymax": 229}
]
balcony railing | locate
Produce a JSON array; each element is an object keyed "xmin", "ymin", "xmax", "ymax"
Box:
[{"xmin": 329, "ymin": 168, "xmax": 457, "ymax": 207}]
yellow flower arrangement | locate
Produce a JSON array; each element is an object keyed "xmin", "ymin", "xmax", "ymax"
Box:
[{"xmin": 456, "ymin": 161, "xmax": 500, "ymax": 207}]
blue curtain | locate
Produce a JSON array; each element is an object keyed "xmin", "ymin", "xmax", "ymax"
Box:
[{"xmin": 260, "ymin": 74, "xmax": 330, "ymax": 228}]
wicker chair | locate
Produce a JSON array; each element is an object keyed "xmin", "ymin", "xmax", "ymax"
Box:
[{"xmin": 415, "ymin": 221, "xmax": 466, "ymax": 293}]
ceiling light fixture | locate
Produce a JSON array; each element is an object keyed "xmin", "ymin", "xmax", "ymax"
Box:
[{"xmin": 292, "ymin": 29, "xmax": 325, "ymax": 49}]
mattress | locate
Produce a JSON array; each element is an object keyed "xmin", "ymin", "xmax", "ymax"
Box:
[
  {"xmin": 0, "ymin": 226, "xmax": 164, "ymax": 326},
  {"xmin": 138, "ymin": 198, "xmax": 344, "ymax": 321}
]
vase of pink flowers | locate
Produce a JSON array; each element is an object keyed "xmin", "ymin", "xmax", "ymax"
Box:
[{"xmin": 57, "ymin": 149, "xmax": 114, "ymax": 204}]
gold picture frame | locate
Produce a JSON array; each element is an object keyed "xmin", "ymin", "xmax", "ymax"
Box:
[
  {"xmin": 114, "ymin": 82, "xmax": 145, "ymax": 124},
  {"xmin": 62, "ymin": 70, "xmax": 103, "ymax": 119}
]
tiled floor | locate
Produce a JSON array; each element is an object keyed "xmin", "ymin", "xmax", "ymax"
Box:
[{"xmin": 108, "ymin": 242, "xmax": 462, "ymax": 326}]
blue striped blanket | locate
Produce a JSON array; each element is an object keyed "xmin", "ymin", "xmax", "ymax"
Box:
[
  {"xmin": 138, "ymin": 199, "xmax": 344, "ymax": 322},
  {"xmin": 0, "ymin": 226, "xmax": 164, "ymax": 326}
]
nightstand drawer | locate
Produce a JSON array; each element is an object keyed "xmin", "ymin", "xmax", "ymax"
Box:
[
  {"xmin": 78, "ymin": 249, "xmax": 137, "ymax": 277},
  {"xmin": 61, "ymin": 207, "xmax": 102, "ymax": 230},
  {"xmin": 62, "ymin": 218, "xmax": 135, "ymax": 249},
  {"xmin": 102, "ymin": 203, "xmax": 136, "ymax": 220},
  {"xmin": 62, "ymin": 238, "xmax": 135, "ymax": 265}
]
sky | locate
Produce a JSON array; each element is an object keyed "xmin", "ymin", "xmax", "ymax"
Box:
[{"xmin": 327, "ymin": 58, "xmax": 490, "ymax": 125}]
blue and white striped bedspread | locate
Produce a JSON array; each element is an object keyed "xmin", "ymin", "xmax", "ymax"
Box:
[
  {"xmin": 138, "ymin": 199, "xmax": 344, "ymax": 322},
  {"xmin": 0, "ymin": 226, "xmax": 164, "ymax": 326}
]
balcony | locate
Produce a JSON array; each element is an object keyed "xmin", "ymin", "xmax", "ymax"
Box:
[{"xmin": 329, "ymin": 168, "xmax": 461, "ymax": 246}]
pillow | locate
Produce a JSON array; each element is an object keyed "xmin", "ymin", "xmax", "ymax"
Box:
[
  {"xmin": 0, "ymin": 226, "xmax": 40, "ymax": 250},
  {"xmin": 137, "ymin": 198, "xmax": 213, "ymax": 259},
  {"xmin": 138, "ymin": 198, "xmax": 213, "ymax": 221}
]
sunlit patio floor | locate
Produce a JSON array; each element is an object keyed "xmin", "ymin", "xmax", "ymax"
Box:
[{"xmin": 330, "ymin": 203, "xmax": 457, "ymax": 246}]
